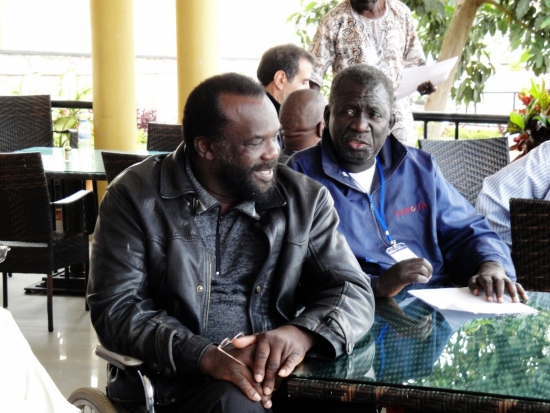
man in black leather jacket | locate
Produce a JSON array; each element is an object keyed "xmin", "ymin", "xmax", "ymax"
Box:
[{"xmin": 88, "ymin": 73, "xmax": 375, "ymax": 413}]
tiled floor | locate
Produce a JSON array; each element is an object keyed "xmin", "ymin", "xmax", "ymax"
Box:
[{"xmin": 3, "ymin": 272, "xmax": 107, "ymax": 399}]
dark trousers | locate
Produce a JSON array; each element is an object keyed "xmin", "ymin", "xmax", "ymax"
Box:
[{"xmin": 156, "ymin": 380, "xmax": 376, "ymax": 413}]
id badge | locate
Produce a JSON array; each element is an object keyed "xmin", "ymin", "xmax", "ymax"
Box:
[
  {"xmin": 386, "ymin": 242, "xmax": 417, "ymax": 262},
  {"xmin": 364, "ymin": 45, "xmax": 380, "ymax": 65}
]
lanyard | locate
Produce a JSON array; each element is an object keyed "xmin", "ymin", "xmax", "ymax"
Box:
[{"xmin": 346, "ymin": 157, "xmax": 395, "ymax": 245}]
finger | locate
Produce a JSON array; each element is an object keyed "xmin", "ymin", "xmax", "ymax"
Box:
[
  {"xmin": 253, "ymin": 337, "xmax": 271, "ymax": 383},
  {"xmin": 504, "ymin": 279, "xmax": 519, "ymax": 303},
  {"xmin": 231, "ymin": 370, "xmax": 262, "ymax": 403},
  {"xmin": 515, "ymin": 283, "xmax": 529, "ymax": 302},
  {"xmin": 262, "ymin": 354, "xmax": 281, "ymax": 396},
  {"xmin": 468, "ymin": 276, "xmax": 480, "ymax": 296},
  {"xmin": 483, "ymin": 278, "xmax": 494, "ymax": 302},
  {"xmin": 262, "ymin": 393, "xmax": 273, "ymax": 409},
  {"xmin": 278, "ymin": 349, "xmax": 304, "ymax": 378},
  {"xmin": 232, "ymin": 335, "xmax": 257, "ymax": 348},
  {"xmin": 414, "ymin": 275, "xmax": 430, "ymax": 283},
  {"xmin": 493, "ymin": 277, "xmax": 506, "ymax": 303}
]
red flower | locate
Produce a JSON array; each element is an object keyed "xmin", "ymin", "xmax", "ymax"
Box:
[{"xmin": 518, "ymin": 92, "xmax": 533, "ymax": 105}]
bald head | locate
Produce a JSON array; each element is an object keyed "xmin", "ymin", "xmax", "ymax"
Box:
[{"xmin": 279, "ymin": 89, "xmax": 327, "ymax": 152}]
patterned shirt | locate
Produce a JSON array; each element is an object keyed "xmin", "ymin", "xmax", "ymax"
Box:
[
  {"xmin": 476, "ymin": 141, "xmax": 550, "ymax": 249},
  {"xmin": 309, "ymin": 0, "xmax": 426, "ymax": 145}
]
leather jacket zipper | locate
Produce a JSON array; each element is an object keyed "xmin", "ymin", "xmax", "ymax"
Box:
[
  {"xmin": 204, "ymin": 256, "xmax": 212, "ymax": 336},
  {"xmin": 216, "ymin": 212, "xmax": 222, "ymax": 276}
]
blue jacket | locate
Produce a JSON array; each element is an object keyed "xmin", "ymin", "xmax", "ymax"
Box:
[{"xmin": 287, "ymin": 133, "xmax": 516, "ymax": 288}]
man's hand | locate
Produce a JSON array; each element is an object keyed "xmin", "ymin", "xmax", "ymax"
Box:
[
  {"xmin": 375, "ymin": 297, "xmax": 433, "ymax": 340},
  {"xmin": 468, "ymin": 261, "xmax": 528, "ymax": 303},
  {"xmin": 417, "ymin": 81, "xmax": 436, "ymax": 96},
  {"xmin": 232, "ymin": 325, "xmax": 316, "ymax": 400},
  {"xmin": 198, "ymin": 344, "xmax": 272, "ymax": 408},
  {"xmin": 374, "ymin": 258, "xmax": 433, "ymax": 297}
]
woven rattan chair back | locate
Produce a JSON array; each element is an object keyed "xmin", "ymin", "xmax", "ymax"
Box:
[
  {"xmin": 0, "ymin": 152, "xmax": 91, "ymax": 331},
  {"xmin": 0, "ymin": 153, "xmax": 52, "ymax": 243},
  {"xmin": 0, "ymin": 95, "xmax": 53, "ymax": 152},
  {"xmin": 101, "ymin": 151, "xmax": 152, "ymax": 184},
  {"xmin": 510, "ymin": 198, "xmax": 550, "ymax": 291},
  {"xmin": 418, "ymin": 137, "xmax": 510, "ymax": 205},
  {"xmin": 146, "ymin": 122, "xmax": 183, "ymax": 152}
]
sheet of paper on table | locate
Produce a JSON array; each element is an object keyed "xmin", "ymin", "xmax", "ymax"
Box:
[
  {"xmin": 409, "ymin": 287, "xmax": 538, "ymax": 315},
  {"xmin": 395, "ymin": 56, "xmax": 458, "ymax": 100}
]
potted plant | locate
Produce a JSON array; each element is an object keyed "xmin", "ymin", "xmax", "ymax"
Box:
[{"xmin": 507, "ymin": 78, "xmax": 550, "ymax": 159}]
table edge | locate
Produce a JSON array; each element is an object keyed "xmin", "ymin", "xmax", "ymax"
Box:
[{"xmin": 287, "ymin": 378, "xmax": 550, "ymax": 412}]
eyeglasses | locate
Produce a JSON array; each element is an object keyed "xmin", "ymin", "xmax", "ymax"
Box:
[{"xmin": 217, "ymin": 332, "xmax": 246, "ymax": 367}]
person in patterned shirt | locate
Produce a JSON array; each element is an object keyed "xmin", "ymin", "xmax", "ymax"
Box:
[{"xmin": 309, "ymin": 0, "xmax": 434, "ymax": 146}]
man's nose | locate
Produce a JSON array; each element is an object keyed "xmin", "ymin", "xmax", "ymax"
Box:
[
  {"xmin": 262, "ymin": 136, "xmax": 280, "ymax": 160},
  {"xmin": 351, "ymin": 113, "xmax": 370, "ymax": 132}
]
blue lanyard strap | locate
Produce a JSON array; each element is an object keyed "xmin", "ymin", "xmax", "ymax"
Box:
[{"xmin": 346, "ymin": 158, "xmax": 394, "ymax": 245}]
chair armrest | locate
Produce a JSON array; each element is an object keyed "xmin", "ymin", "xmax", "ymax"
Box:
[
  {"xmin": 95, "ymin": 344, "xmax": 144, "ymax": 371},
  {"xmin": 52, "ymin": 189, "xmax": 92, "ymax": 205},
  {"xmin": 52, "ymin": 190, "xmax": 97, "ymax": 233}
]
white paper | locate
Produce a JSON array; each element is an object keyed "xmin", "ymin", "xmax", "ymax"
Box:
[
  {"xmin": 395, "ymin": 56, "xmax": 458, "ymax": 100},
  {"xmin": 408, "ymin": 287, "xmax": 537, "ymax": 315}
]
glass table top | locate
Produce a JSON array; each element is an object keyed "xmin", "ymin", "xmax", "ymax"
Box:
[
  {"xmin": 15, "ymin": 147, "xmax": 167, "ymax": 180},
  {"xmin": 293, "ymin": 291, "xmax": 550, "ymax": 403}
]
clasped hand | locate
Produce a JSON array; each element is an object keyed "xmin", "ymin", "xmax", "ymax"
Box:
[{"xmin": 199, "ymin": 325, "xmax": 316, "ymax": 409}]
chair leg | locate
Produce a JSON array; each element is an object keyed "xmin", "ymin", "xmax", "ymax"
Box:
[
  {"xmin": 2, "ymin": 272, "xmax": 7, "ymax": 308},
  {"xmin": 85, "ymin": 259, "xmax": 89, "ymax": 311},
  {"xmin": 47, "ymin": 273, "xmax": 53, "ymax": 332}
]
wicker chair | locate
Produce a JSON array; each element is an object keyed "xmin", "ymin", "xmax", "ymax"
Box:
[
  {"xmin": 510, "ymin": 198, "xmax": 550, "ymax": 291},
  {"xmin": 146, "ymin": 122, "xmax": 183, "ymax": 152},
  {"xmin": 418, "ymin": 137, "xmax": 510, "ymax": 205},
  {"xmin": 0, "ymin": 95, "xmax": 78, "ymax": 152},
  {"xmin": 101, "ymin": 151, "xmax": 152, "ymax": 184},
  {"xmin": 0, "ymin": 152, "xmax": 96, "ymax": 331}
]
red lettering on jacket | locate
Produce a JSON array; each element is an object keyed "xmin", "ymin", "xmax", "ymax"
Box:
[{"xmin": 394, "ymin": 202, "xmax": 427, "ymax": 217}]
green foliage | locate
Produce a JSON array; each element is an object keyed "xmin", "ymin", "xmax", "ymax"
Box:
[
  {"xmin": 51, "ymin": 70, "xmax": 93, "ymax": 147},
  {"xmin": 508, "ymin": 78, "xmax": 549, "ymax": 134},
  {"xmin": 288, "ymin": 0, "xmax": 550, "ymax": 109},
  {"xmin": 414, "ymin": 305, "xmax": 550, "ymax": 397},
  {"xmin": 287, "ymin": 0, "xmax": 338, "ymax": 47},
  {"xmin": 440, "ymin": 125, "xmax": 503, "ymax": 140}
]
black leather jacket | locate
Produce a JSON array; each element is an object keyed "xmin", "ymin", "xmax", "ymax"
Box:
[{"xmin": 88, "ymin": 145, "xmax": 374, "ymax": 404}]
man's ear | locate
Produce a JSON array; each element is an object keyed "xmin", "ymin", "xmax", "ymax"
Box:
[
  {"xmin": 389, "ymin": 113, "xmax": 396, "ymax": 129},
  {"xmin": 316, "ymin": 120, "xmax": 325, "ymax": 138},
  {"xmin": 194, "ymin": 136, "xmax": 215, "ymax": 161},
  {"xmin": 323, "ymin": 105, "xmax": 330, "ymax": 126},
  {"xmin": 273, "ymin": 70, "xmax": 287, "ymax": 90}
]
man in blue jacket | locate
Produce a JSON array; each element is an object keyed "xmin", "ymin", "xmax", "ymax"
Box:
[{"xmin": 287, "ymin": 64, "xmax": 526, "ymax": 302}]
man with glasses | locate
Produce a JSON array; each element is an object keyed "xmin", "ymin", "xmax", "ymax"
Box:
[{"xmin": 88, "ymin": 73, "xmax": 375, "ymax": 413}]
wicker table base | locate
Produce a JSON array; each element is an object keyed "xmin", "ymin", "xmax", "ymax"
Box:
[{"xmin": 287, "ymin": 378, "xmax": 550, "ymax": 413}]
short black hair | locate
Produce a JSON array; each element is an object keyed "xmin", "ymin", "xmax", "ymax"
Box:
[
  {"xmin": 183, "ymin": 73, "xmax": 265, "ymax": 150},
  {"xmin": 330, "ymin": 65, "xmax": 394, "ymax": 109},
  {"xmin": 257, "ymin": 44, "xmax": 315, "ymax": 87}
]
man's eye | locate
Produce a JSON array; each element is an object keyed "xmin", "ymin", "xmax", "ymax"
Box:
[
  {"xmin": 343, "ymin": 109, "xmax": 354, "ymax": 116},
  {"xmin": 370, "ymin": 111, "xmax": 381, "ymax": 118},
  {"xmin": 248, "ymin": 141, "xmax": 262, "ymax": 147}
]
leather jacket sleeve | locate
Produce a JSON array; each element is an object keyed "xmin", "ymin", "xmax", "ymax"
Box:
[
  {"xmin": 87, "ymin": 174, "xmax": 211, "ymax": 379},
  {"xmin": 277, "ymin": 167, "xmax": 375, "ymax": 358}
]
